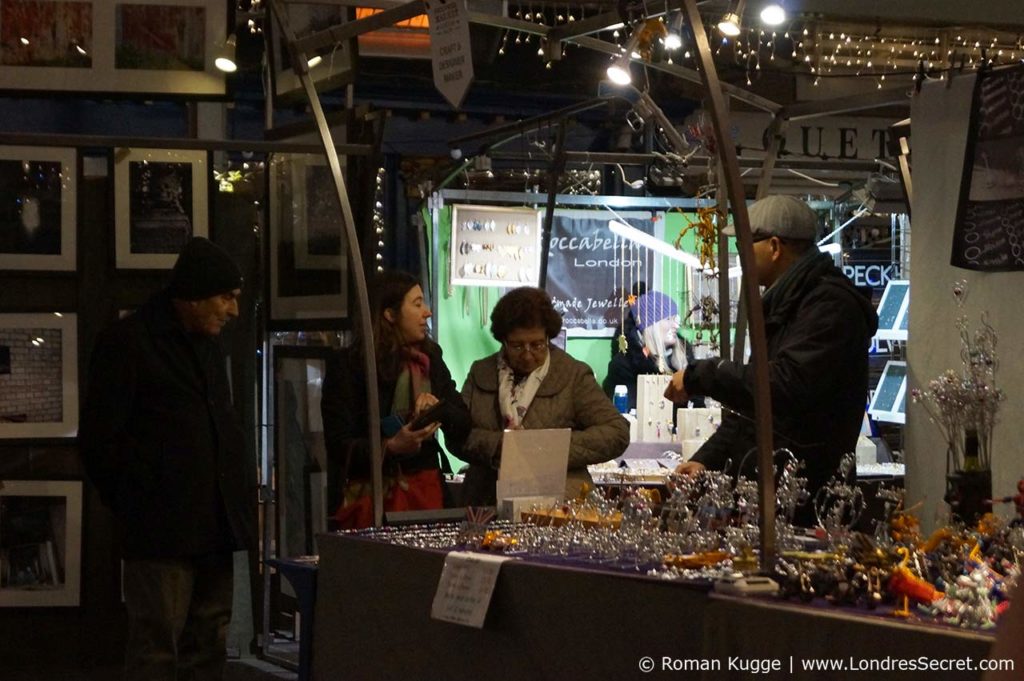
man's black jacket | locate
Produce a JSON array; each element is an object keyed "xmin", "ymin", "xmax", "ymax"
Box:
[
  {"xmin": 79, "ymin": 291, "xmax": 257, "ymax": 558},
  {"xmin": 686, "ymin": 251, "xmax": 879, "ymax": 520}
]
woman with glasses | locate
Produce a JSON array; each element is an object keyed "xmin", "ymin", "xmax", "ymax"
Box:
[
  {"xmin": 460, "ymin": 286, "xmax": 630, "ymax": 506},
  {"xmin": 321, "ymin": 270, "xmax": 470, "ymax": 528}
]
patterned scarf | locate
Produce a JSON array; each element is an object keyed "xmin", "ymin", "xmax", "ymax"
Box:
[
  {"xmin": 390, "ymin": 345, "xmax": 432, "ymax": 419},
  {"xmin": 497, "ymin": 351, "xmax": 551, "ymax": 429}
]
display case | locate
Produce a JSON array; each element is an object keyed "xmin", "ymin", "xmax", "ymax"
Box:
[{"xmin": 449, "ymin": 204, "xmax": 541, "ymax": 287}]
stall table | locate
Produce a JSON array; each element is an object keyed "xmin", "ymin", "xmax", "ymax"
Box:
[{"xmin": 311, "ymin": 533, "xmax": 996, "ymax": 681}]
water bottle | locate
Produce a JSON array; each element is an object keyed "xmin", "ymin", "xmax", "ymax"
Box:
[{"xmin": 613, "ymin": 385, "xmax": 629, "ymax": 413}]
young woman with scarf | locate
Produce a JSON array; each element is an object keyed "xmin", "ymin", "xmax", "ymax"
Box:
[{"xmin": 321, "ymin": 271, "xmax": 470, "ymax": 528}]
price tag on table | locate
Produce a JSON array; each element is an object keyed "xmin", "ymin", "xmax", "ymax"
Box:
[{"xmin": 430, "ymin": 551, "xmax": 511, "ymax": 628}]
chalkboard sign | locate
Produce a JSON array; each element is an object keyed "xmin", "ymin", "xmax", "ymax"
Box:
[
  {"xmin": 951, "ymin": 64, "xmax": 1024, "ymax": 271},
  {"xmin": 544, "ymin": 209, "xmax": 656, "ymax": 336}
]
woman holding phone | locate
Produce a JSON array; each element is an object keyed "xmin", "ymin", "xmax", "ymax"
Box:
[{"xmin": 321, "ymin": 270, "xmax": 470, "ymax": 528}]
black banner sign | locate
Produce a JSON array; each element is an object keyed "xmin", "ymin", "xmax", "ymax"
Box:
[
  {"xmin": 952, "ymin": 64, "xmax": 1024, "ymax": 271},
  {"xmin": 544, "ymin": 210, "xmax": 655, "ymax": 335}
]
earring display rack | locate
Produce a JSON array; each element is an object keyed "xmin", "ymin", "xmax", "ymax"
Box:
[
  {"xmin": 450, "ymin": 204, "xmax": 542, "ymax": 288},
  {"xmin": 636, "ymin": 374, "xmax": 674, "ymax": 443}
]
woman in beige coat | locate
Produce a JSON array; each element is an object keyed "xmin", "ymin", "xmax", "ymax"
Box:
[{"xmin": 460, "ymin": 287, "xmax": 630, "ymax": 506}]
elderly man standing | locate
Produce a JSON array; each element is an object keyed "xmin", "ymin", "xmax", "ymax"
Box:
[
  {"xmin": 80, "ymin": 237, "xmax": 256, "ymax": 681},
  {"xmin": 665, "ymin": 195, "xmax": 878, "ymax": 524}
]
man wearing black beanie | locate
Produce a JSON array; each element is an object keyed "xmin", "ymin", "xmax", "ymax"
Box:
[{"xmin": 80, "ymin": 237, "xmax": 256, "ymax": 681}]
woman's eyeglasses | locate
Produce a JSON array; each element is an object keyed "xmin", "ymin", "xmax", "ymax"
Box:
[{"xmin": 504, "ymin": 340, "xmax": 549, "ymax": 355}]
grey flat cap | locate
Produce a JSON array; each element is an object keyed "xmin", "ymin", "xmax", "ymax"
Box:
[{"xmin": 722, "ymin": 195, "xmax": 818, "ymax": 241}]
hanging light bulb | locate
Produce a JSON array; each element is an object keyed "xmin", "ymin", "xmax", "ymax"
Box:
[
  {"xmin": 760, "ymin": 2, "xmax": 785, "ymax": 27},
  {"xmin": 664, "ymin": 12, "xmax": 684, "ymax": 51},
  {"xmin": 718, "ymin": 0, "xmax": 746, "ymax": 37}
]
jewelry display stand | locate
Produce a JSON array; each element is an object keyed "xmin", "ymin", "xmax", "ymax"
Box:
[
  {"xmin": 636, "ymin": 374, "xmax": 674, "ymax": 442},
  {"xmin": 450, "ymin": 204, "xmax": 542, "ymax": 287}
]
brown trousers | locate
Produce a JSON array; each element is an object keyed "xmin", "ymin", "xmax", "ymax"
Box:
[{"xmin": 122, "ymin": 553, "xmax": 234, "ymax": 681}]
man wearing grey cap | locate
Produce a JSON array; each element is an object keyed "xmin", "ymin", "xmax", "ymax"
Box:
[
  {"xmin": 80, "ymin": 237, "xmax": 256, "ymax": 680},
  {"xmin": 665, "ymin": 195, "xmax": 878, "ymax": 524}
]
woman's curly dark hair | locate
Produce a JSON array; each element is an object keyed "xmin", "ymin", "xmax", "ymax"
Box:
[{"xmin": 490, "ymin": 287, "xmax": 563, "ymax": 342}]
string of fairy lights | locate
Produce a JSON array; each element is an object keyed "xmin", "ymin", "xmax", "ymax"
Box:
[
  {"xmin": 374, "ymin": 167, "xmax": 386, "ymax": 271},
  {"xmin": 493, "ymin": 5, "xmax": 1024, "ymax": 86}
]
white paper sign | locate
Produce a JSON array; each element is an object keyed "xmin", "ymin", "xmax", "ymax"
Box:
[
  {"xmin": 431, "ymin": 551, "xmax": 511, "ymax": 628},
  {"xmin": 496, "ymin": 428, "xmax": 571, "ymax": 502},
  {"xmin": 426, "ymin": 0, "xmax": 474, "ymax": 109}
]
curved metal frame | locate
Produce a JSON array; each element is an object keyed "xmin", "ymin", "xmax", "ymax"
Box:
[{"xmin": 269, "ymin": 2, "xmax": 385, "ymax": 529}]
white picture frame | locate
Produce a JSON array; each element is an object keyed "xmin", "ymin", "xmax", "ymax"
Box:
[
  {"xmin": 0, "ymin": 0, "xmax": 227, "ymax": 97},
  {"xmin": 0, "ymin": 480, "xmax": 82, "ymax": 607},
  {"xmin": 0, "ymin": 312, "xmax": 78, "ymax": 439},
  {"xmin": 267, "ymin": 1, "xmax": 355, "ymax": 103},
  {"xmin": 114, "ymin": 147, "xmax": 209, "ymax": 270},
  {"xmin": 0, "ymin": 145, "xmax": 77, "ymax": 271},
  {"xmin": 268, "ymin": 153, "xmax": 348, "ymax": 326}
]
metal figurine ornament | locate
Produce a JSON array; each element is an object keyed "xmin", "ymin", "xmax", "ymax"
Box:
[{"xmin": 813, "ymin": 453, "xmax": 865, "ymax": 550}]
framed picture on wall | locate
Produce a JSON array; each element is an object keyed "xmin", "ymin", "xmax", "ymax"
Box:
[
  {"xmin": 0, "ymin": 145, "xmax": 76, "ymax": 271},
  {"xmin": 268, "ymin": 153, "xmax": 348, "ymax": 328},
  {"xmin": 266, "ymin": 0, "xmax": 356, "ymax": 104},
  {"xmin": 0, "ymin": 0, "xmax": 227, "ymax": 97},
  {"xmin": 0, "ymin": 480, "xmax": 82, "ymax": 607},
  {"xmin": 114, "ymin": 147, "xmax": 209, "ymax": 269},
  {"xmin": 0, "ymin": 313, "xmax": 78, "ymax": 439},
  {"xmin": 271, "ymin": 346, "xmax": 333, "ymax": 559}
]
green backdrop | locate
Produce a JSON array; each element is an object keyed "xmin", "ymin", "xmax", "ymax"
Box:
[{"xmin": 426, "ymin": 204, "xmax": 735, "ymax": 468}]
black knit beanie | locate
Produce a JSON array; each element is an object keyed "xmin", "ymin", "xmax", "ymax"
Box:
[{"xmin": 167, "ymin": 237, "xmax": 244, "ymax": 301}]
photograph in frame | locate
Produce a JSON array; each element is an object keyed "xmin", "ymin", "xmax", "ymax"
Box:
[
  {"xmin": 293, "ymin": 158, "xmax": 344, "ymax": 270},
  {"xmin": 0, "ymin": 0, "xmax": 93, "ymax": 68},
  {"xmin": 268, "ymin": 153, "xmax": 348, "ymax": 326},
  {"xmin": 0, "ymin": 145, "xmax": 77, "ymax": 271},
  {"xmin": 0, "ymin": 312, "xmax": 78, "ymax": 439},
  {"xmin": 267, "ymin": 1, "xmax": 355, "ymax": 104},
  {"xmin": 272, "ymin": 346, "xmax": 332, "ymax": 559},
  {"xmin": 0, "ymin": 480, "xmax": 82, "ymax": 607},
  {"xmin": 115, "ymin": 3, "xmax": 205, "ymax": 71},
  {"xmin": 114, "ymin": 147, "xmax": 208, "ymax": 269},
  {"xmin": 0, "ymin": 0, "xmax": 225, "ymax": 96}
]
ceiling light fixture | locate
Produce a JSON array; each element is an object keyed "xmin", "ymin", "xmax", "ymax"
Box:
[
  {"xmin": 307, "ymin": 54, "xmax": 323, "ymax": 68},
  {"xmin": 214, "ymin": 33, "xmax": 237, "ymax": 73},
  {"xmin": 664, "ymin": 12, "xmax": 684, "ymax": 51},
  {"xmin": 718, "ymin": 0, "xmax": 746, "ymax": 37},
  {"xmin": 760, "ymin": 2, "xmax": 785, "ymax": 26},
  {"xmin": 606, "ymin": 30, "xmax": 642, "ymax": 85}
]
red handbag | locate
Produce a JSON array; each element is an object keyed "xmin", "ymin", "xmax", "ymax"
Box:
[{"xmin": 334, "ymin": 468, "xmax": 444, "ymax": 529}]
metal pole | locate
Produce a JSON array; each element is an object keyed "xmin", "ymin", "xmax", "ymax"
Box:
[
  {"xmin": 270, "ymin": 1, "xmax": 385, "ymax": 528},
  {"xmin": 539, "ymin": 121, "xmax": 568, "ymax": 289},
  {"xmin": 682, "ymin": 0, "xmax": 776, "ymax": 571}
]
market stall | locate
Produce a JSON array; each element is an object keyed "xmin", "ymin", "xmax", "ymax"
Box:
[{"xmin": 311, "ymin": 531, "xmax": 999, "ymax": 681}]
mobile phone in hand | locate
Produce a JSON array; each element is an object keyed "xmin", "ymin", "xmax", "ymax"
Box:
[{"xmin": 409, "ymin": 400, "xmax": 447, "ymax": 430}]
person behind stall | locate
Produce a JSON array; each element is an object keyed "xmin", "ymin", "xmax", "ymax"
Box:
[
  {"xmin": 79, "ymin": 237, "xmax": 256, "ymax": 681},
  {"xmin": 460, "ymin": 286, "xmax": 630, "ymax": 505},
  {"xmin": 664, "ymin": 195, "xmax": 878, "ymax": 524},
  {"xmin": 602, "ymin": 288, "xmax": 702, "ymax": 411},
  {"xmin": 321, "ymin": 270, "xmax": 470, "ymax": 528},
  {"xmin": 986, "ymin": 478, "xmax": 1024, "ymax": 525}
]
